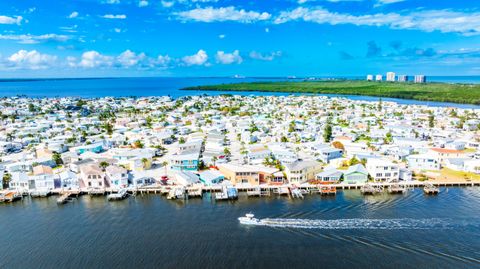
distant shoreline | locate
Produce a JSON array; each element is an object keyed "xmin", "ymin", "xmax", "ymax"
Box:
[{"xmin": 181, "ymin": 80, "xmax": 480, "ymax": 105}]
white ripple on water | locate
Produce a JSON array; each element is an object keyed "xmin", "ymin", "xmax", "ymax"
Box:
[{"xmin": 253, "ymin": 218, "xmax": 455, "ymax": 230}]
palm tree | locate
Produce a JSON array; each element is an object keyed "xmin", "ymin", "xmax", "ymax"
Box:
[
  {"xmin": 212, "ymin": 156, "xmax": 218, "ymax": 167},
  {"xmin": 162, "ymin": 161, "xmax": 168, "ymax": 176},
  {"xmin": 141, "ymin": 158, "xmax": 149, "ymax": 169}
]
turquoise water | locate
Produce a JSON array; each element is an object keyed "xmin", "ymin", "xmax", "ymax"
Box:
[
  {"xmin": 1, "ymin": 188, "xmax": 480, "ymax": 268},
  {"xmin": 0, "ymin": 77, "xmax": 479, "ymax": 109}
]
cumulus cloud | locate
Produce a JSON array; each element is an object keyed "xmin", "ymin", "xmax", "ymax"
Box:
[
  {"xmin": 161, "ymin": 1, "xmax": 175, "ymax": 8},
  {"xmin": 177, "ymin": 6, "xmax": 271, "ymax": 23},
  {"xmin": 104, "ymin": 0, "xmax": 120, "ymax": 4},
  {"xmin": 182, "ymin": 50, "xmax": 208, "ymax": 66},
  {"xmin": 78, "ymin": 51, "xmax": 114, "ymax": 68},
  {"xmin": 0, "ymin": 34, "xmax": 69, "ymax": 44},
  {"xmin": 249, "ymin": 51, "xmax": 282, "ymax": 61},
  {"xmin": 102, "ymin": 14, "xmax": 127, "ymax": 19},
  {"xmin": 0, "ymin": 15, "xmax": 23, "ymax": 25},
  {"xmin": 273, "ymin": 7, "xmax": 480, "ymax": 36},
  {"xmin": 116, "ymin": 50, "xmax": 147, "ymax": 68},
  {"xmin": 138, "ymin": 0, "xmax": 149, "ymax": 7},
  {"xmin": 68, "ymin": 11, "xmax": 78, "ymax": 19},
  {"xmin": 5, "ymin": 50, "xmax": 57, "ymax": 70},
  {"xmin": 215, "ymin": 50, "xmax": 242, "ymax": 64}
]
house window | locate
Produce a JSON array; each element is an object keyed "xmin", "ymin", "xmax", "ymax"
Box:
[{"xmin": 88, "ymin": 182, "xmax": 92, "ymax": 187}]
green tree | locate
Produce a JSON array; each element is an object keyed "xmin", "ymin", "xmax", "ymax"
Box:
[
  {"xmin": 428, "ymin": 114, "xmax": 435, "ymax": 128},
  {"xmin": 52, "ymin": 152, "xmax": 63, "ymax": 166},
  {"xmin": 99, "ymin": 161, "xmax": 109, "ymax": 170},
  {"xmin": 323, "ymin": 124, "xmax": 332, "ymax": 143},
  {"xmin": 2, "ymin": 172, "xmax": 12, "ymax": 189}
]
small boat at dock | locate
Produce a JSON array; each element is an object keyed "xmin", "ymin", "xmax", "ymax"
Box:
[
  {"xmin": 424, "ymin": 183, "xmax": 439, "ymax": 195},
  {"xmin": 107, "ymin": 189, "xmax": 129, "ymax": 201}
]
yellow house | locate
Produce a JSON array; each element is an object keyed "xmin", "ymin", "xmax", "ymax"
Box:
[{"xmin": 217, "ymin": 163, "xmax": 259, "ymax": 185}]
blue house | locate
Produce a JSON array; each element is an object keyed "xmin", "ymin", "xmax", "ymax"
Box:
[
  {"xmin": 72, "ymin": 142, "xmax": 104, "ymax": 154},
  {"xmin": 318, "ymin": 147, "xmax": 343, "ymax": 163},
  {"xmin": 170, "ymin": 150, "xmax": 200, "ymax": 171},
  {"xmin": 199, "ymin": 170, "xmax": 224, "ymax": 185}
]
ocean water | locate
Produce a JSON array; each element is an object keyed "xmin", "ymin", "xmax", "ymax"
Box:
[
  {"xmin": 1, "ymin": 188, "xmax": 480, "ymax": 268},
  {"xmin": 0, "ymin": 77, "xmax": 479, "ymax": 109}
]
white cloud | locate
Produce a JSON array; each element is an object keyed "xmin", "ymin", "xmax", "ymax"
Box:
[
  {"xmin": 104, "ymin": 0, "xmax": 120, "ymax": 4},
  {"xmin": 249, "ymin": 51, "xmax": 282, "ymax": 61},
  {"xmin": 177, "ymin": 6, "xmax": 271, "ymax": 23},
  {"xmin": 6, "ymin": 50, "xmax": 57, "ymax": 70},
  {"xmin": 68, "ymin": 11, "xmax": 78, "ymax": 19},
  {"xmin": 0, "ymin": 34, "xmax": 70, "ymax": 44},
  {"xmin": 0, "ymin": 15, "xmax": 23, "ymax": 25},
  {"xmin": 273, "ymin": 7, "xmax": 480, "ymax": 35},
  {"xmin": 161, "ymin": 1, "xmax": 175, "ymax": 8},
  {"xmin": 114, "ymin": 28, "xmax": 122, "ymax": 33},
  {"xmin": 182, "ymin": 50, "xmax": 208, "ymax": 66},
  {"xmin": 218, "ymin": 34, "xmax": 225, "ymax": 39},
  {"xmin": 116, "ymin": 50, "xmax": 147, "ymax": 68},
  {"xmin": 138, "ymin": 0, "xmax": 149, "ymax": 7},
  {"xmin": 102, "ymin": 14, "xmax": 127, "ymax": 19},
  {"xmin": 156, "ymin": 55, "xmax": 172, "ymax": 67},
  {"xmin": 215, "ymin": 50, "xmax": 242, "ymax": 64},
  {"xmin": 78, "ymin": 51, "xmax": 113, "ymax": 68}
]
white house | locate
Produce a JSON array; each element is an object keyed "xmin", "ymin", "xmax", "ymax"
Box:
[
  {"xmin": 366, "ymin": 158, "xmax": 400, "ymax": 182},
  {"xmin": 407, "ymin": 154, "xmax": 441, "ymax": 171}
]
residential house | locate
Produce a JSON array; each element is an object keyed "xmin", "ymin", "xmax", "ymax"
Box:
[
  {"xmin": 217, "ymin": 163, "xmax": 259, "ymax": 185},
  {"xmin": 366, "ymin": 159, "xmax": 400, "ymax": 182},
  {"xmin": 407, "ymin": 154, "xmax": 441, "ymax": 171},
  {"xmin": 106, "ymin": 165, "xmax": 128, "ymax": 189},
  {"xmin": 79, "ymin": 164, "xmax": 106, "ymax": 189},
  {"xmin": 315, "ymin": 169, "xmax": 343, "ymax": 183},
  {"xmin": 343, "ymin": 164, "xmax": 369, "ymax": 184},
  {"xmin": 284, "ymin": 160, "xmax": 322, "ymax": 184}
]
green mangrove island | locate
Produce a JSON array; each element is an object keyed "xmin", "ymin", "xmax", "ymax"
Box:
[{"xmin": 182, "ymin": 80, "xmax": 480, "ymax": 105}]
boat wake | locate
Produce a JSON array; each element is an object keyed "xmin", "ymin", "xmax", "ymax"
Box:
[{"xmin": 244, "ymin": 217, "xmax": 453, "ymax": 230}]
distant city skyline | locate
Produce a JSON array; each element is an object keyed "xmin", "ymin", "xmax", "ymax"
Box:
[{"xmin": 0, "ymin": 0, "xmax": 479, "ymax": 78}]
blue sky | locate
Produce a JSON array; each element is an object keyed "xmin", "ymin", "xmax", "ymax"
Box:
[{"xmin": 0, "ymin": 0, "xmax": 479, "ymax": 77}]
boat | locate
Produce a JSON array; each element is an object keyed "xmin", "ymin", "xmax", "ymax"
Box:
[
  {"xmin": 107, "ymin": 189, "xmax": 129, "ymax": 201},
  {"xmin": 424, "ymin": 183, "xmax": 439, "ymax": 195},
  {"xmin": 226, "ymin": 186, "xmax": 238, "ymax": 199},
  {"xmin": 4, "ymin": 192, "xmax": 22, "ymax": 203},
  {"xmin": 238, "ymin": 214, "xmax": 262, "ymax": 225}
]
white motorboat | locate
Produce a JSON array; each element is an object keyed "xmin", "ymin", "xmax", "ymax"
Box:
[{"xmin": 238, "ymin": 213, "xmax": 263, "ymax": 225}]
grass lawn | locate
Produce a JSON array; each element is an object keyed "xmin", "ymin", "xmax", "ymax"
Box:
[{"xmin": 182, "ymin": 80, "xmax": 480, "ymax": 105}]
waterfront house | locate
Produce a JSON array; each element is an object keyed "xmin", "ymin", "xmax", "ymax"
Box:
[
  {"xmin": 199, "ymin": 170, "xmax": 225, "ymax": 185},
  {"xmin": 174, "ymin": 171, "xmax": 201, "ymax": 186},
  {"xmin": 217, "ymin": 163, "xmax": 259, "ymax": 185},
  {"xmin": 407, "ymin": 154, "xmax": 441, "ymax": 171},
  {"xmin": 315, "ymin": 169, "xmax": 343, "ymax": 183},
  {"xmin": 366, "ymin": 159, "xmax": 400, "ymax": 182},
  {"xmin": 343, "ymin": 164, "xmax": 369, "ymax": 184},
  {"xmin": 56, "ymin": 170, "xmax": 79, "ymax": 189},
  {"xmin": 170, "ymin": 150, "xmax": 200, "ymax": 171},
  {"xmin": 284, "ymin": 160, "xmax": 322, "ymax": 184},
  {"xmin": 464, "ymin": 159, "xmax": 480, "ymax": 174},
  {"xmin": 79, "ymin": 164, "xmax": 106, "ymax": 189},
  {"xmin": 106, "ymin": 165, "xmax": 128, "ymax": 189},
  {"xmin": 9, "ymin": 171, "xmax": 30, "ymax": 191}
]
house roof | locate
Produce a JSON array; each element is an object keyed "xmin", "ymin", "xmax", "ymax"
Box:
[
  {"xmin": 316, "ymin": 169, "xmax": 343, "ymax": 178},
  {"xmin": 345, "ymin": 164, "xmax": 368, "ymax": 175},
  {"xmin": 430, "ymin": 148, "xmax": 463, "ymax": 154}
]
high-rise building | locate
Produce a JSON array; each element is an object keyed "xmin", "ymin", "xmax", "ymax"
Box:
[
  {"xmin": 366, "ymin": 74, "xmax": 373, "ymax": 81},
  {"xmin": 414, "ymin": 75, "xmax": 426, "ymax": 83},
  {"xmin": 375, "ymin": 74, "xmax": 383, "ymax": 81},
  {"xmin": 386, "ymin": 72, "xmax": 396, "ymax": 82},
  {"xmin": 398, "ymin": 75, "xmax": 408, "ymax": 82}
]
